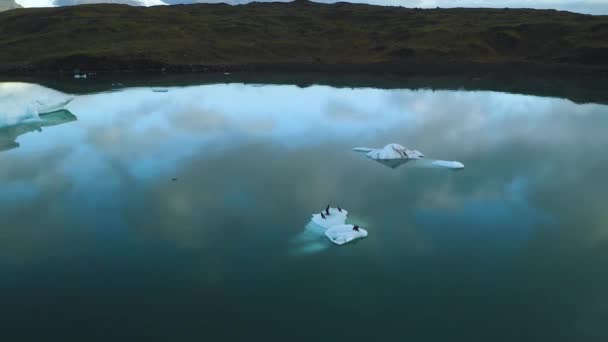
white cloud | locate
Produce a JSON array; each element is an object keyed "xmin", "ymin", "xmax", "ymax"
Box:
[{"xmin": 13, "ymin": 0, "xmax": 608, "ymax": 14}]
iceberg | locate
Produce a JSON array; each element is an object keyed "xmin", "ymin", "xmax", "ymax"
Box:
[
  {"xmin": 291, "ymin": 207, "xmax": 366, "ymax": 254},
  {"xmin": 311, "ymin": 207, "xmax": 348, "ymax": 229},
  {"xmin": 353, "ymin": 143, "xmax": 424, "ymax": 168},
  {"xmin": 325, "ymin": 224, "xmax": 368, "ymax": 245},
  {"xmin": 354, "ymin": 143, "xmax": 464, "ymax": 170},
  {"xmin": 0, "ymin": 82, "xmax": 74, "ymax": 128},
  {"xmin": 354, "ymin": 143, "xmax": 424, "ymax": 160}
]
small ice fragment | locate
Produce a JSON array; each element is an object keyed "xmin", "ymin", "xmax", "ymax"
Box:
[
  {"xmin": 290, "ymin": 221, "xmax": 332, "ymax": 255},
  {"xmin": 311, "ymin": 207, "xmax": 348, "ymax": 229},
  {"xmin": 431, "ymin": 160, "xmax": 465, "ymax": 169},
  {"xmin": 325, "ymin": 224, "xmax": 368, "ymax": 245},
  {"xmin": 353, "ymin": 147, "xmax": 374, "ymax": 153},
  {"xmin": 292, "ymin": 241, "xmax": 329, "ymax": 255}
]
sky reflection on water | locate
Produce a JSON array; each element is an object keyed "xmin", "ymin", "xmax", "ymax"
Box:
[{"xmin": 0, "ymin": 82, "xmax": 607, "ymax": 341}]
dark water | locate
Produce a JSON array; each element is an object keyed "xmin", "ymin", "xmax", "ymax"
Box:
[{"xmin": 1, "ymin": 81, "xmax": 607, "ymax": 341}]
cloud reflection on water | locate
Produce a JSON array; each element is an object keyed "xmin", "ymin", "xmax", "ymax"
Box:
[
  {"xmin": 0, "ymin": 82, "xmax": 607, "ymax": 262},
  {"xmin": 1, "ymin": 81, "xmax": 608, "ymax": 340}
]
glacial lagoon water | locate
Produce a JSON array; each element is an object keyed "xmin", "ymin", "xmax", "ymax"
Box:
[{"xmin": 1, "ymin": 80, "xmax": 607, "ymax": 341}]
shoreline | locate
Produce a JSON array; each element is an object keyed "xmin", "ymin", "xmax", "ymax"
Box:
[
  {"xmin": 2, "ymin": 59, "xmax": 607, "ymax": 78},
  {"xmin": 2, "ymin": 69, "xmax": 607, "ymax": 105}
]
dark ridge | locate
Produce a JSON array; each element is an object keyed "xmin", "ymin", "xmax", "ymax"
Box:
[{"xmin": 0, "ymin": 2, "xmax": 607, "ymax": 76}]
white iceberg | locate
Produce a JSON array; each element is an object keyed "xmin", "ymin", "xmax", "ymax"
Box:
[
  {"xmin": 431, "ymin": 160, "xmax": 465, "ymax": 169},
  {"xmin": 354, "ymin": 143, "xmax": 424, "ymax": 168},
  {"xmin": 311, "ymin": 207, "xmax": 348, "ymax": 229},
  {"xmin": 291, "ymin": 207, "xmax": 366, "ymax": 254},
  {"xmin": 354, "ymin": 143, "xmax": 424, "ymax": 160},
  {"xmin": 0, "ymin": 82, "xmax": 74, "ymax": 128},
  {"xmin": 354, "ymin": 143, "xmax": 464, "ymax": 169},
  {"xmin": 325, "ymin": 224, "xmax": 368, "ymax": 245}
]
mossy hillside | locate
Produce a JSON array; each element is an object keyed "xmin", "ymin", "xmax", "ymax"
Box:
[{"xmin": 0, "ymin": 1, "xmax": 607, "ymax": 72}]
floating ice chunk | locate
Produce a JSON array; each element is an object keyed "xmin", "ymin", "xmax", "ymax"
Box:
[
  {"xmin": 292, "ymin": 207, "xmax": 369, "ymax": 254},
  {"xmin": 431, "ymin": 160, "xmax": 465, "ymax": 169},
  {"xmin": 325, "ymin": 224, "xmax": 368, "ymax": 245},
  {"xmin": 352, "ymin": 147, "xmax": 374, "ymax": 153},
  {"xmin": 354, "ymin": 144, "xmax": 424, "ymax": 168},
  {"xmin": 354, "ymin": 143, "xmax": 424, "ymax": 160},
  {"xmin": 311, "ymin": 207, "xmax": 348, "ymax": 229},
  {"xmin": 0, "ymin": 83, "xmax": 74, "ymax": 128},
  {"xmin": 354, "ymin": 143, "xmax": 464, "ymax": 169}
]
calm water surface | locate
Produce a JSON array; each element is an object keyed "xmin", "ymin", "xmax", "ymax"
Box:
[{"xmin": 1, "ymin": 81, "xmax": 607, "ymax": 341}]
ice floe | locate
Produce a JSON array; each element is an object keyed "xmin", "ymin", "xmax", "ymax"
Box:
[
  {"xmin": 354, "ymin": 143, "xmax": 424, "ymax": 168},
  {"xmin": 431, "ymin": 160, "xmax": 465, "ymax": 169},
  {"xmin": 311, "ymin": 207, "xmax": 348, "ymax": 229},
  {"xmin": 291, "ymin": 207, "xmax": 367, "ymax": 254},
  {"xmin": 0, "ymin": 83, "xmax": 74, "ymax": 128},
  {"xmin": 325, "ymin": 224, "xmax": 368, "ymax": 245},
  {"xmin": 354, "ymin": 143, "xmax": 464, "ymax": 169},
  {"xmin": 354, "ymin": 143, "xmax": 424, "ymax": 160}
]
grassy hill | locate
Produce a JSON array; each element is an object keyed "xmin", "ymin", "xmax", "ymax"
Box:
[
  {"xmin": 1, "ymin": 1, "xmax": 607, "ymax": 75},
  {"xmin": 0, "ymin": 0, "xmax": 22, "ymax": 12}
]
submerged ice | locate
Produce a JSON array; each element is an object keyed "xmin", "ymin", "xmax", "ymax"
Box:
[{"xmin": 290, "ymin": 221, "xmax": 333, "ymax": 255}]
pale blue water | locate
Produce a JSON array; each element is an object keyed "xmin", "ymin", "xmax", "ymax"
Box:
[{"xmin": 1, "ymin": 81, "xmax": 607, "ymax": 341}]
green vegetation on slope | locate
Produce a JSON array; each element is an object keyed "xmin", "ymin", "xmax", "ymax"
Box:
[
  {"xmin": 0, "ymin": 1, "xmax": 607, "ymax": 73},
  {"xmin": 0, "ymin": 0, "xmax": 22, "ymax": 12}
]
